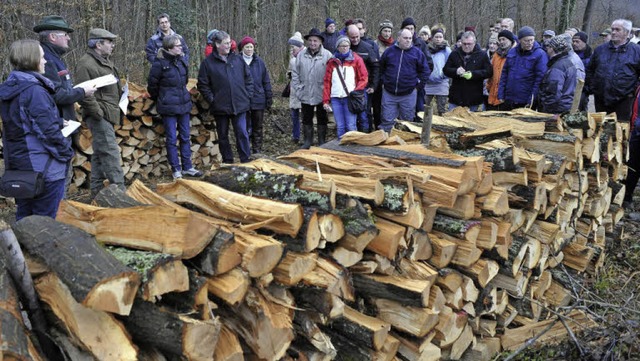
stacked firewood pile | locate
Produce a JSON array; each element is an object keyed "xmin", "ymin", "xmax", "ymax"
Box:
[
  {"xmin": 69, "ymin": 80, "xmax": 220, "ymax": 191},
  {"xmin": 1, "ymin": 107, "xmax": 623, "ymax": 360}
]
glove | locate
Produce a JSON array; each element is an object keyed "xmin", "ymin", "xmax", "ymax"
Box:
[{"xmin": 461, "ymin": 71, "xmax": 472, "ymax": 80}]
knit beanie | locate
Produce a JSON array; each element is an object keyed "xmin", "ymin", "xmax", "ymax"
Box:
[
  {"xmin": 288, "ymin": 31, "xmax": 304, "ymax": 48},
  {"xmin": 401, "ymin": 17, "xmax": 416, "ymax": 29},
  {"xmin": 573, "ymin": 31, "xmax": 588, "ymax": 44},
  {"xmin": 497, "ymin": 30, "xmax": 516, "ymax": 43},
  {"xmin": 517, "ymin": 26, "xmax": 535, "ymax": 39},
  {"xmin": 325, "ymin": 18, "xmax": 336, "ymax": 28},
  {"xmin": 464, "ymin": 26, "xmax": 476, "ymax": 33},
  {"xmin": 419, "ymin": 25, "xmax": 431, "ymax": 36},
  {"xmin": 335, "ymin": 35, "xmax": 350, "ymax": 49},
  {"xmin": 548, "ymin": 34, "xmax": 570, "ymax": 53},
  {"xmin": 239, "ymin": 36, "xmax": 255, "ymax": 50},
  {"xmin": 432, "ymin": 28, "xmax": 444, "ymax": 36},
  {"xmin": 379, "ymin": 19, "xmax": 393, "ymax": 33}
]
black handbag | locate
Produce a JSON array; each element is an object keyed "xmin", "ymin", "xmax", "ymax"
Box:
[
  {"xmin": 0, "ymin": 146, "xmax": 52, "ymax": 199},
  {"xmin": 281, "ymin": 81, "xmax": 291, "ymax": 98},
  {"xmin": 334, "ymin": 61, "xmax": 366, "ymax": 114}
]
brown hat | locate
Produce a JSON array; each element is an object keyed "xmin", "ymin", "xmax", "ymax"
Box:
[
  {"xmin": 88, "ymin": 28, "xmax": 118, "ymax": 40},
  {"xmin": 33, "ymin": 15, "xmax": 74, "ymax": 33}
]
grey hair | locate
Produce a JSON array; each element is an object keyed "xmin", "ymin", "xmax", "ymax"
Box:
[
  {"xmin": 612, "ymin": 19, "xmax": 632, "ymax": 34},
  {"xmin": 211, "ymin": 30, "xmax": 230, "ymax": 51},
  {"xmin": 88, "ymin": 38, "xmax": 108, "ymax": 48},
  {"xmin": 38, "ymin": 30, "xmax": 55, "ymax": 43},
  {"xmin": 162, "ymin": 34, "xmax": 181, "ymax": 49},
  {"xmin": 461, "ymin": 31, "xmax": 476, "ymax": 42}
]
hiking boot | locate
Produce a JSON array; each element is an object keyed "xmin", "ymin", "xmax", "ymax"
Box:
[
  {"xmin": 182, "ymin": 168, "xmax": 203, "ymax": 177},
  {"xmin": 172, "ymin": 171, "xmax": 183, "ymax": 180}
]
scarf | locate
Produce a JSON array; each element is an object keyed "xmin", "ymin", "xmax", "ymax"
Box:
[
  {"xmin": 496, "ymin": 46, "xmax": 510, "ymax": 57},
  {"xmin": 428, "ymin": 42, "xmax": 447, "ymax": 53},
  {"xmin": 377, "ymin": 34, "xmax": 394, "ymax": 46},
  {"xmin": 334, "ymin": 50, "xmax": 350, "ymax": 63},
  {"xmin": 243, "ymin": 53, "xmax": 253, "ymax": 66}
]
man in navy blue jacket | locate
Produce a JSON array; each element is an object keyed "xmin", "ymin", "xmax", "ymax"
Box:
[
  {"xmin": 586, "ymin": 19, "xmax": 640, "ymax": 122},
  {"xmin": 379, "ymin": 29, "xmax": 430, "ymax": 132}
]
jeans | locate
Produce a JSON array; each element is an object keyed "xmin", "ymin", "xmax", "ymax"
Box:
[
  {"xmin": 449, "ymin": 103, "xmax": 483, "ymax": 112},
  {"xmin": 291, "ymin": 108, "xmax": 300, "ymax": 140},
  {"xmin": 357, "ymin": 92, "xmax": 370, "ymax": 132},
  {"xmin": 16, "ymin": 178, "xmax": 65, "ymax": 221},
  {"xmin": 425, "ymin": 94, "xmax": 448, "ymax": 116},
  {"xmin": 215, "ymin": 112, "xmax": 251, "ymax": 163},
  {"xmin": 163, "ymin": 113, "xmax": 193, "ymax": 172},
  {"xmin": 380, "ymin": 89, "xmax": 416, "ymax": 132},
  {"xmin": 331, "ymin": 97, "xmax": 357, "ymax": 139},
  {"xmin": 86, "ymin": 116, "xmax": 125, "ymax": 195}
]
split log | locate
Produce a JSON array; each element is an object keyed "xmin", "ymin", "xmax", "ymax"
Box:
[
  {"xmin": 374, "ymin": 298, "xmax": 439, "ymax": 337},
  {"xmin": 92, "ymin": 183, "xmax": 141, "ymax": 208},
  {"xmin": 56, "ymin": 200, "xmax": 217, "ymax": 259},
  {"xmin": 206, "ymin": 268, "xmax": 250, "ymax": 306},
  {"xmin": 339, "ymin": 130, "xmax": 389, "ymax": 145},
  {"xmin": 13, "ymin": 215, "xmax": 140, "ymax": 316},
  {"xmin": 156, "ymin": 179, "xmax": 304, "ymax": 237},
  {"xmin": 330, "ymin": 305, "xmax": 391, "ymax": 351},
  {"xmin": 188, "ymin": 229, "xmax": 240, "ymax": 276},
  {"xmin": 352, "ymin": 273, "xmax": 432, "ymax": 308},
  {"xmin": 292, "ymin": 311, "xmax": 337, "ymax": 357},
  {"xmin": 454, "ymin": 147, "xmax": 518, "ymax": 172},
  {"xmin": 334, "ymin": 198, "xmax": 378, "ymax": 253},
  {"xmin": 290, "ymin": 286, "xmax": 345, "ymax": 319},
  {"xmin": 106, "ymin": 246, "xmax": 189, "ymax": 301},
  {"xmin": 434, "ymin": 306, "xmax": 468, "ymax": 348},
  {"xmin": 124, "ymin": 298, "xmax": 220, "ymax": 360},
  {"xmin": 427, "ymin": 233, "xmax": 458, "ymax": 269},
  {"xmin": 500, "ymin": 310, "xmax": 596, "ymax": 351},
  {"xmin": 0, "ymin": 253, "xmax": 43, "ymax": 361},
  {"xmin": 445, "ymin": 126, "xmax": 512, "ymax": 150},
  {"xmin": 273, "ymin": 251, "xmax": 318, "ymax": 286},
  {"xmin": 395, "ymin": 331, "xmax": 441, "ymax": 361},
  {"xmin": 432, "ymin": 214, "xmax": 481, "ymax": 242},
  {"xmin": 159, "ymin": 268, "xmax": 210, "ymax": 320},
  {"xmin": 458, "ymin": 258, "xmax": 499, "ymax": 288},
  {"xmin": 34, "ymin": 272, "xmax": 138, "ymax": 360},
  {"xmin": 215, "ymin": 287, "xmax": 294, "ymax": 361},
  {"xmin": 301, "ymin": 256, "xmax": 355, "ymax": 301},
  {"xmin": 214, "ymin": 325, "xmax": 244, "ymax": 361},
  {"xmin": 366, "ymin": 218, "xmax": 406, "ymax": 259}
]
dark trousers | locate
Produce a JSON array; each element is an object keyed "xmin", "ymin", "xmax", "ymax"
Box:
[
  {"xmin": 594, "ymin": 96, "xmax": 634, "ymax": 123},
  {"xmin": 247, "ymin": 109, "xmax": 265, "ymax": 153},
  {"xmin": 215, "ymin": 112, "xmax": 251, "ymax": 163},
  {"xmin": 372, "ymin": 86, "xmax": 383, "ymax": 130},
  {"xmin": 625, "ymin": 129, "xmax": 640, "ymax": 202},
  {"xmin": 16, "ymin": 178, "xmax": 65, "ymax": 221}
]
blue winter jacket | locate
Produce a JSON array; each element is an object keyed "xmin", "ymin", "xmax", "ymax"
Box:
[
  {"xmin": 246, "ymin": 54, "xmax": 273, "ymax": 110},
  {"xmin": 380, "ymin": 43, "xmax": 430, "ymax": 96},
  {"xmin": 41, "ymin": 41, "xmax": 86, "ymax": 121},
  {"xmin": 197, "ymin": 52, "xmax": 254, "ymax": 116},
  {"xmin": 148, "ymin": 49, "xmax": 192, "ymax": 116},
  {"xmin": 498, "ymin": 41, "xmax": 548, "ymax": 104},
  {"xmin": 538, "ymin": 52, "xmax": 578, "ymax": 114},
  {"xmin": 146, "ymin": 29, "xmax": 190, "ymax": 64},
  {"xmin": 424, "ymin": 43, "xmax": 451, "ymax": 96},
  {"xmin": 0, "ymin": 71, "xmax": 72, "ymax": 182},
  {"xmin": 586, "ymin": 40, "xmax": 640, "ymax": 108}
]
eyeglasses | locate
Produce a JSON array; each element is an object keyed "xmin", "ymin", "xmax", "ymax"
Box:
[{"xmin": 53, "ymin": 32, "xmax": 69, "ymax": 38}]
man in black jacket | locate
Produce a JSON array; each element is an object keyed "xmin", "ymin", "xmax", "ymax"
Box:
[
  {"xmin": 443, "ymin": 31, "xmax": 492, "ymax": 111},
  {"xmin": 347, "ymin": 25, "xmax": 379, "ymax": 132}
]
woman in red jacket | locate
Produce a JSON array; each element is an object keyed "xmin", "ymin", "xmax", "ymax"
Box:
[{"xmin": 322, "ymin": 36, "xmax": 368, "ymax": 139}]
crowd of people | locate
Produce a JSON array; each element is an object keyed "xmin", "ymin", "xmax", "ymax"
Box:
[{"xmin": 2, "ymin": 13, "xmax": 640, "ymax": 222}]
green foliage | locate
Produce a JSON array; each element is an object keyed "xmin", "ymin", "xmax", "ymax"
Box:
[{"xmin": 106, "ymin": 246, "xmax": 169, "ymax": 282}]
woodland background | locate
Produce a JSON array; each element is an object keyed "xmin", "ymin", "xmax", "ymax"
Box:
[{"xmin": 0, "ymin": 0, "xmax": 638, "ymax": 84}]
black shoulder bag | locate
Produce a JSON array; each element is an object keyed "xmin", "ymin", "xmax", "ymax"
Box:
[{"xmin": 334, "ymin": 60, "xmax": 366, "ymax": 114}]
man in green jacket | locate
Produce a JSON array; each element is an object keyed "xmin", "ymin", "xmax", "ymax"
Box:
[{"xmin": 75, "ymin": 28, "xmax": 125, "ymax": 198}]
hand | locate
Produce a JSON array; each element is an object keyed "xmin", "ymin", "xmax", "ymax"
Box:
[
  {"xmin": 456, "ymin": 66, "xmax": 466, "ymax": 76},
  {"xmin": 323, "ymin": 103, "xmax": 332, "ymax": 112},
  {"xmin": 366, "ymin": 87, "xmax": 374, "ymax": 94},
  {"xmin": 82, "ymin": 84, "xmax": 97, "ymax": 97}
]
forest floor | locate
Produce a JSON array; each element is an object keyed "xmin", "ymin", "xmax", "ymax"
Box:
[{"xmin": 1, "ymin": 94, "xmax": 639, "ymax": 360}]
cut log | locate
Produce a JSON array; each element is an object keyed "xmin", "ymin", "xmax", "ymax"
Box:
[
  {"xmin": 159, "ymin": 268, "xmax": 210, "ymax": 320},
  {"xmin": 427, "ymin": 233, "xmax": 458, "ymax": 269},
  {"xmin": 290, "ymin": 286, "xmax": 345, "ymax": 319},
  {"xmin": 272, "ymin": 251, "xmax": 318, "ymax": 286},
  {"xmin": 405, "ymin": 228, "xmax": 433, "ymax": 260},
  {"xmin": 206, "ymin": 268, "xmax": 250, "ymax": 306},
  {"xmin": 106, "ymin": 246, "xmax": 189, "ymax": 302},
  {"xmin": 330, "ymin": 305, "xmax": 391, "ymax": 351},
  {"xmin": 352, "ymin": 273, "xmax": 432, "ymax": 307},
  {"xmin": 216, "ymin": 287, "xmax": 294, "ymax": 361},
  {"xmin": 34, "ymin": 272, "xmax": 138, "ymax": 360},
  {"xmin": 374, "ymin": 298, "xmax": 439, "ymax": 337},
  {"xmin": 301, "ymin": 256, "xmax": 355, "ymax": 302},
  {"xmin": 458, "ymin": 258, "xmax": 499, "ymax": 288},
  {"xmin": 334, "ymin": 198, "xmax": 378, "ymax": 253},
  {"xmin": 156, "ymin": 179, "xmax": 304, "ymax": 237},
  {"xmin": 92, "ymin": 183, "xmax": 142, "ymax": 208},
  {"xmin": 340, "ymin": 130, "xmax": 389, "ymax": 145},
  {"xmin": 366, "ymin": 218, "xmax": 406, "ymax": 259},
  {"xmin": 431, "ymin": 214, "xmax": 481, "ymax": 242},
  {"xmin": 13, "ymin": 215, "xmax": 140, "ymax": 316},
  {"xmin": 500, "ymin": 310, "xmax": 596, "ymax": 351},
  {"xmin": 434, "ymin": 306, "xmax": 468, "ymax": 348},
  {"xmin": 124, "ymin": 298, "xmax": 220, "ymax": 360},
  {"xmin": 454, "ymin": 146, "xmax": 518, "ymax": 172},
  {"xmin": 395, "ymin": 331, "xmax": 442, "ymax": 361},
  {"xmin": 437, "ymin": 193, "xmax": 477, "ymax": 220},
  {"xmin": 188, "ymin": 229, "xmax": 241, "ymax": 276},
  {"xmin": 214, "ymin": 325, "xmax": 244, "ymax": 361},
  {"xmin": 0, "ymin": 253, "xmax": 43, "ymax": 361},
  {"xmin": 293, "ymin": 311, "xmax": 337, "ymax": 357},
  {"xmin": 56, "ymin": 200, "xmax": 217, "ymax": 259}
]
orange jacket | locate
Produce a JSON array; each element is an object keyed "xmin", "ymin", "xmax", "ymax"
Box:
[{"xmin": 487, "ymin": 52, "xmax": 507, "ymax": 106}]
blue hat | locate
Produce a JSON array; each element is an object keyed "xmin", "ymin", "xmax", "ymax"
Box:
[
  {"xmin": 517, "ymin": 26, "xmax": 535, "ymax": 39},
  {"xmin": 325, "ymin": 18, "xmax": 336, "ymax": 28}
]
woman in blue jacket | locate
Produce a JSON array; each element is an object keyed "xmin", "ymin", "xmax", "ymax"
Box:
[
  {"xmin": 239, "ymin": 36, "xmax": 273, "ymax": 154},
  {"xmin": 0, "ymin": 39, "xmax": 73, "ymax": 220},
  {"xmin": 148, "ymin": 34, "xmax": 202, "ymax": 179}
]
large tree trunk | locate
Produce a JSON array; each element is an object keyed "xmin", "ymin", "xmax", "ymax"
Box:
[
  {"xmin": 581, "ymin": 0, "xmax": 595, "ymax": 35},
  {"xmin": 13, "ymin": 215, "xmax": 141, "ymax": 316}
]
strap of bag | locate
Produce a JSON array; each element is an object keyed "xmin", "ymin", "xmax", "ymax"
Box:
[{"xmin": 334, "ymin": 60, "xmax": 350, "ymax": 96}]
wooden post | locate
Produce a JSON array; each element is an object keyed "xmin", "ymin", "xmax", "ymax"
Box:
[
  {"xmin": 570, "ymin": 79, "xmax": 585, "ymax": 113},
  {"xmin": 421, "ymin": 105, "xmax": 433, "ymax": 146}
]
